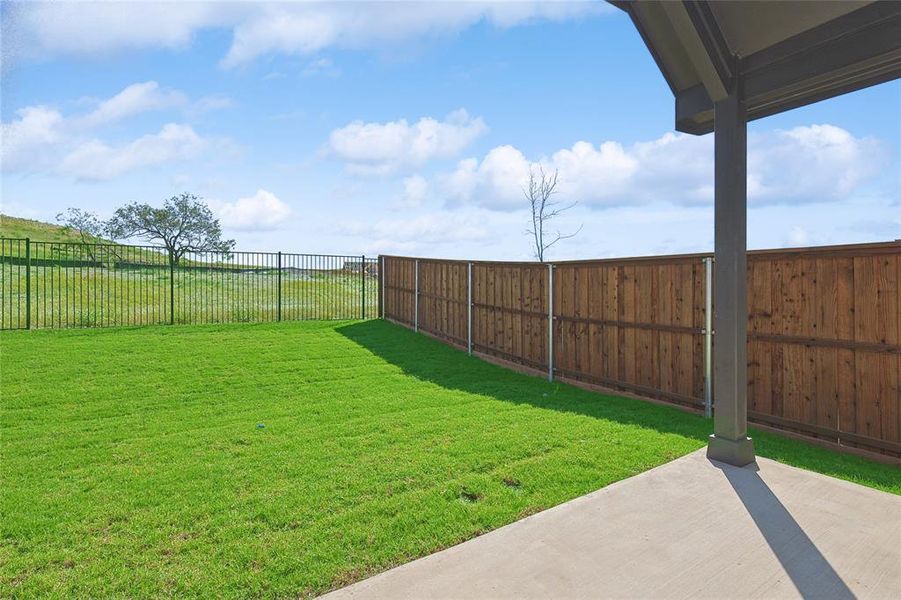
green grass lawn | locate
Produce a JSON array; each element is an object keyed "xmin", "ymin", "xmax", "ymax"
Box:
[{"xmin": 2, "ymin": 320, "xmax": 899, "ymax": 598}]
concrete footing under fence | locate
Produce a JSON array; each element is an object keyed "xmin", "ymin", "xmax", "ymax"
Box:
[{"xmin": 321, "ymin": 449, "xmax": 901, "ymax": 600}]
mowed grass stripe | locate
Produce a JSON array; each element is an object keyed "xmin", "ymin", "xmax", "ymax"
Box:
[{"xmin": 2, "ymin": 320, "xmax": 898, "ymax": 598}]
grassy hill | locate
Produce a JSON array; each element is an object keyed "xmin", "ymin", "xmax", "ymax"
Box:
[
  {"xmin": 0, "ymin": 214, "xmax": 106, "ymax": 244},
  {"xmin": 0, "ymin": 214, "xmax": 245, "ymax": 266},
  {"xmin": 1, "ymin": 214, "xmax": 121, "ymax": 261}
]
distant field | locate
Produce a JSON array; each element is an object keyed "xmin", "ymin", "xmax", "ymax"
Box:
[
  {"xmin": 1, "ymin": 214, "xmax": 378, "ymax": 328},
  {"xmin": 1, "ymin": 260, "xmax": 378, "ymax": 329}
]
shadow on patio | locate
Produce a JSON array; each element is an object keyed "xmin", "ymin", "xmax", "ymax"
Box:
[{"xmin": 714, "ymin": 461, "xmax": 855, "ymax": 599}]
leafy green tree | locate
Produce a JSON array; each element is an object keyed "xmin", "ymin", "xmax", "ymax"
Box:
[{"xmin": 105, "ymin": 193, "xmax": 235, "ymax": 265}]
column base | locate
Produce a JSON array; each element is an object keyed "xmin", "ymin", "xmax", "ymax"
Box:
[{"xmin": 707, "ymin": 434, "xmax": 756, "ymax": 467}]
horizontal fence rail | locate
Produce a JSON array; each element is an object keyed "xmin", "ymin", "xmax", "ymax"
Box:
[
  {"xmin": 381, "ymin": 241, "xmax": 901, "ymax": 458},
  {"xmin": 0, "ymin": 239, "xmax": 378, "ymax": 330}
]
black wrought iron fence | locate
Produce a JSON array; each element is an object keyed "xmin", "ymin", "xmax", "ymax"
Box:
[{"xmin": 0, "ymin": 238, "xmax": 379, "ymax": 330}]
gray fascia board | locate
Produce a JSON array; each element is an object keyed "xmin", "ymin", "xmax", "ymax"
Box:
[
  {"xmin": 673, "ymin": 5, "xmax": 901, "ymax": 135},
  {"xmin": 659, "ymin": 1, "xmax": 729, "ymax": 101}
]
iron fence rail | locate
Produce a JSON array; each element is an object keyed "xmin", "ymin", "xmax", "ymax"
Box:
[{"xmin": 0, "ymin": 238, "xmax": 379, "ymax": 330}]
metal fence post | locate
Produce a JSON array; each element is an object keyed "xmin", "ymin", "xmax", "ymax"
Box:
[
  {"xmin": 277, "ymin": 251, "xmax": 283, "ymax": 322},
  {"xmin": 379, "ymin": 256, "xmax": 385, "ymax": 319},
  {"xmin": 169, "ymin": 250, "xmax": 175, "ymax": 325},
  {"xmin": 25, "ymin": 238, "xmax": 31, "ymax": 330},
  {"xmin": 414, "ymin": 259, "xmax": 419, "ymax": 332},
  {"xmin": 547, "ymin": 262, "xmax": 554, "ymax": 382},
  {"xmin": 467, "ymin": 262, "xmax": 473, "ymax": 355},
  {"xmin": 704, "ymin": 256, "xmax": 714, "ymax": 418},
  {"xmin": 361, "ymin": 255, "xmax": 366, "ymax": 319}
]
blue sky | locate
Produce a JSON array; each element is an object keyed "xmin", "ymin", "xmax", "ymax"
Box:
[{"xmin": 2, "ymin": 1, "xmax": 899, "ymax": 260}]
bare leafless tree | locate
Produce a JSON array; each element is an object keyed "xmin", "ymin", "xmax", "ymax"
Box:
[
  {"xmin": 524, "ymin": 165, "xmax": 582, "ymax": 262},
  {"xmin": 56, "ymin": 208, "xmax": 106, "ymax": 262}
]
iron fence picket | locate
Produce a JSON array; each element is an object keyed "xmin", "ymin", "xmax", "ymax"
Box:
[{"xmin": 0, "ymin": 239, "xmax": 379, "ymax": 330}]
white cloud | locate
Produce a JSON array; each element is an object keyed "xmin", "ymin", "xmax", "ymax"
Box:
[
  {"xmin": 3, "ymin": 1, "xmax": 610, "ymax": 68},
  {"xmin": 550, "ymin": 140, "xmax": 640, "ymax": 193},
  {"xmin": 443, "ymin": 145, "xmax": 531, "ymax": 207},
  {"xmin": 302, "ymin": 57, "xmax": 340, "ymax": 78},
  {"xmin": 220, "ymin": 2, "xmax": 609, "ymax": 68},
  {"xmin": 337, "ymin": 193, "xmax": 899, "ymax": 261},
  {"xmin": 339, "ymin": 211, "xmax": 492, "ymax": 249},
  {"xmin": 441, "ymin": 125, "xmax": 887, "ymax": 210},
  {"xmin": 188, "ymin": 94, "xmax": 235, "ymax": 115},
  {"xmin": 1, "ymin": 105, "xmax": 65, "ymax": 171},
  {"xmin": 213, "ymin": 189, "xmax": 292, "ymax": 231},
  {"xmin": 328, "ymin": 109, "xmax": 487, "ymax": 175},
  {"xmin": 79, "ymin": 81, "xmax": 187, "ymax": 128},
  {"xmin": 396, "ymin": 175, "xmax": 431, "ymax": 209},
  {"xmin": 59, "ymin": 123, "xmax": 207, "ymax": 180},
  {"xmin": 786, "ymin": 226, "xmax": 810, "ymax": 246},
  {"xmin": 2, "ymin": 82, "xmax": 227, "ymax": 179},
  {"xmin": 2, "ymin": 2, "xmax": 239, "ymax": 63},
  {"xmin": 748, "ymin": 124, "xmax": 886, "ymax": 204}
]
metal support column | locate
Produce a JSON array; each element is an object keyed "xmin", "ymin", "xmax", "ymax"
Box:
[
  {"xmin": 547, "ymin": 263, "xmax": 554, "ymax": 382},
  {"xmin": 467, "ymin": 262, "xmax": 473, "ymax": 355},
  {"xmin": 361, "ymin": 255, "xmax": 366, "ymax": 319},
  {"xmin": 703, "ymin": 256, "xmax": 713, "ymax": 418},
  {"xmin": 707, "ymin": 79, "xmax": 755, "ymax": 466},
  {"xmin": 414, "ymin": 259, "xmax": 419, "ymax": 332}
]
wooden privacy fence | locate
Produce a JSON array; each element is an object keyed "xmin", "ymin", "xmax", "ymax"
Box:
[{"xmin": 379, "ymin": 241, "xmax": 901, "ymax": 458}]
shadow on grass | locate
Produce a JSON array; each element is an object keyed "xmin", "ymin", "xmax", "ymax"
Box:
[
  {"xmin": 337, "ymin": 320, "xmax": 711, "ymax": 442},
  {"xmin": 337, "ymin": 320, "xmax": 901, "ymax": 494}
]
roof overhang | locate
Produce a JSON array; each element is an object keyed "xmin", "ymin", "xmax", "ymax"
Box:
[{"xmin": 612, "ymin": 1, "xmax": 901, "ymax": 134}]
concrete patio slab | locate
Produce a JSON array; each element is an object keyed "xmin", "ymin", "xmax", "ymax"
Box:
[{"xmin": 322, "ymin": 450, "xmax": 901, "ymax": 600}]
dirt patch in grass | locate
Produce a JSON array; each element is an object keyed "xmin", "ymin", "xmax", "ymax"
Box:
[
  {"xmin": 459, "ymin": 488, "xmax": 483, "ymax": 503},
  {"xmin": 502, "ymin": 477, "xmax": 522, "ymax": 489}
]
